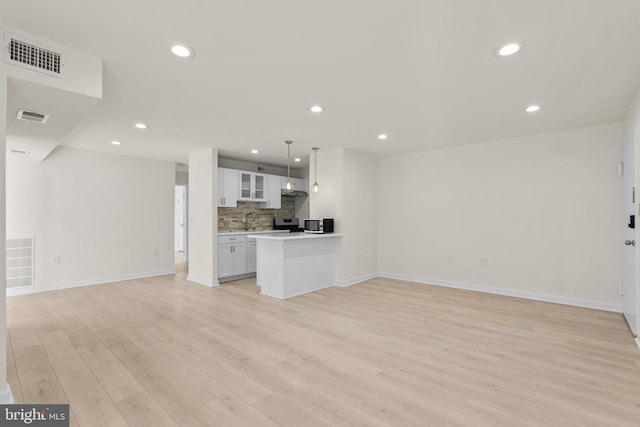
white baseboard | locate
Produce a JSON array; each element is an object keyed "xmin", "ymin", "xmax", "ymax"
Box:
[
  {"xmin": 0, "ymin": 383, "xmax": 14, "ymax": 404},
  {"xmin": 7, "ymin": 269, "xmax": 177, "ymax": 297},
  {"xmin": 378, "ymin": 272, "xmax": 622, "ymax": 313},
  {"xmin": 336, "ymin": 272, "xmax": 379, "ymax": 287},
  {"xmin": 219, "ymin": 273, "xmax": 256, "ymax": 283},
  {"xmin": 261, "ymin": 282, "xmax": 335, "ymax": 300},
  {"xmin": 186, "ymin": 275, "xmax": 219, "ymax": 288}
]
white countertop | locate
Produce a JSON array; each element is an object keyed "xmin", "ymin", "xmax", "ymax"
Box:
[
  {"xmin": 218, "ymin": 229, "xmax": 290, "ymax": 236},
  {"xmin": 248, "ymin": 232, "xmax": 343, "ymax": 241}
]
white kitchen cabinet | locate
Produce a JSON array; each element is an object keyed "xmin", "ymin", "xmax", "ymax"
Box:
[
  {"xmin": 247, "ymin": 240, "xmax": 257, "ymax": 273},
  {"xmin": 218, "ymin": 168, "xmax": 238, "ymax": 207},
  {"xmin": 238, "ymin": 171, "xmax": 267, "ymax": 202},
  {"xmin": 260, "ymin": 174, "xmax": 282, "ymax": 209},
  {"xmin": 217, "ymin": 231, "xmax": 288, "ymax": 281},
  {"xmin": 217, "ymin": 244, "xmax": 234, "ymax": 278},
  {"xmin": 218, "ymin": 235, "xmax": 248, "ymax": 279},
  {"xmin": 231, "ymin": 243, "xmax": 247, "ymax": 275},
  {"xmin": 281, "ymin": 176, "xmax": 305, "ymax": 192}
]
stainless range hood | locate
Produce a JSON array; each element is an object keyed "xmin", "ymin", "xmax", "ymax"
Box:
[{"xmin": 281, "ymin": 189, "xmax": 308, "ymax": 197}]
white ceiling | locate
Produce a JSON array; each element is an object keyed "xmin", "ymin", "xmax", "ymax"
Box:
[
  {"xmin": 7, "ymin": 78, "xmax": 101, "ymax": 161},
  {"xmin": 1, "ymin": 1, "xmax": 640, "ymax": 168}
]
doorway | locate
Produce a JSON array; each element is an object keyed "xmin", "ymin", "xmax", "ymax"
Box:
[{"xmin": 175, "ymin": 185, "xmax": 188, "ymax": 270}]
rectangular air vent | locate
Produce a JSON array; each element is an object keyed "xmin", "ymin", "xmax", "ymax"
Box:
[
  {"xmin": 10, "ymin": 149, "xmax": 29, "ymax": 156},
  {"xmin": 16, "ymin": 109, "xmax": 49, "ymax": 124},
  {"xmin": 6, "ymin": 237, "xmax": 34, "ymax": 288},
  {"xmin": 4, "ymin": 33, "xmax": 64, "ymax": 77}
]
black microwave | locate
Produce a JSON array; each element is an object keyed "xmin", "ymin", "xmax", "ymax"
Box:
[{"xmin": 304, "ymin": 218, "xmax": 334, "ymax": 234}]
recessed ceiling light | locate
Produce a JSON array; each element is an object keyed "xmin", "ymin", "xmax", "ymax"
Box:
[
  {"xmin": 250, "ymin": 149, "xmax": 259, "ymax": 154},
  {"xmin": 135, "ymin": 123, "xmax": 147, "ymax": 129},
  {"xmin": 294, "ymin": 158, "xmax": 301, "ymax": 162},
  {"xmin": 171, "ymin": 44, "xmax": 194, "ymax": 58},
  {"xmin": 310, "ymin": 105, "xmax": 323, "ymax": 113},
  {"xmin": 111, "ymin": 140, "xmax": 121, "ymax": 145},
  {"xmin": 378, "ymin": 134, "xmax": 388, "ymax": 140},
  {"xmin": 497, "ymin": 42, "xmax": 522, "ymax": 56},
  {"xmin": 525, "ymin": 104, "xmax": 542, "ymax": 113}
]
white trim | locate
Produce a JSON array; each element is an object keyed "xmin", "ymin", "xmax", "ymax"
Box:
[
  {"xmin": 260, "ymin": 282, "xmax": 334, "ymax": 300},
  {"xmin": 218, "ymin": 273, "xmax": 256, "ymax": 283},
  {"xmin": 635, "ymin": 337, "xmax": 640, "ymax": 350},
  {"xmin": 0, "ymin": 383, "xmax": 14, "ymax": 404},
  {"xmin": 379, "ymin": 272, "xmax": 622, "ymax": 313},
  {"xmin": 336, "ymin": 272, "xmax": 379, "ymax": 287},
  {"xmin": 6, "ymin": 269, "xmax": 176, "ymax": 297},
  {"xmin": 187, "ymin": 275, "xmax": 219, "ymax": 288}
]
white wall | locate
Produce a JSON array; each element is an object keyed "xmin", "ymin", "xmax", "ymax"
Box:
[
  {"xmin": 310, "ymin": 149, "xmax": 345, "ymax": 278},
  {"xmin": 378, "ymin": 123, "xmax": 622, "ymax": 309},
  {"xmin": 187, "ymin": 148, "xmax": 218, "ymax": 286},
  {"xmin": 310, "ymin": 148, "xmax": 378, "ymax": 285},
  {"xmin": 6, "ymin": 147, "xmax": 176, "ymax": 289},
  {"xmin": 0, "ymin": 71, "xmax": 10, "ymax": 402},
  {"xmin": 341, "ymin": 149, "xmax": 378, "ymax": 284},
  {"xmin": 310, "ymin": 148, "xmax": 344, "ymax": 220}
]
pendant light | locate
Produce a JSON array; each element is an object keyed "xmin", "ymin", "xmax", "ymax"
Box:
[
  {"xmin": 284, "ymin": 140, "xmax": 294, "ymax": 193},
  {"xmin": 312, "ymin": 147, "xmax": 320, "ymax": 193}
]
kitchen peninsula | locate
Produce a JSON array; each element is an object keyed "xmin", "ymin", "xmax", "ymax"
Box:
[{"xmin": 248, "ymin": 232, "xmax": 342, "ymax": 299}]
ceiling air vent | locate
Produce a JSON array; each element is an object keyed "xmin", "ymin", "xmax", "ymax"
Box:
[
  {"xmin": 4, "ymin": 33, "xmax": 64, "ymax": 77},
  {"xmin": 16, "ymin": 109, "xmax": 50, "ymax": 124},
  {"xmin": 9, "ymin": 149, "xmax": 29, "ymax": 156}
]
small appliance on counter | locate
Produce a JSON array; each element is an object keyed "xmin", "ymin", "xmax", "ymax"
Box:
[
  {"xmin": 304, "ymin": 218, "xmax": 334, "ymax": 234},
  {"xmin": 273, "ymin": 218, "xmax": 305, "ymax": 233}
]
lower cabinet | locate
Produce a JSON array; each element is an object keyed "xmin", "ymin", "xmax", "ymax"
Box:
[{"xmin": 218, "ymin": 235, "xmax": 248, "ymax": 279}]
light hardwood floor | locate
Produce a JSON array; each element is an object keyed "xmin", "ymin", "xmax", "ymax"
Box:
[{"xmin": 7, "ymin": 263, "xmax": 640, "ymax": 426}]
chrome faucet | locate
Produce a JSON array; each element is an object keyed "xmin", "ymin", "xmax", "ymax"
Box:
[{"xmin": 244, "ymin": 213, "xmax": 255, "ymax": 231}]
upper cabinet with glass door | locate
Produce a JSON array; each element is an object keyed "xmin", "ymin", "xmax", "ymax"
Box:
[{"xmin": 238, "ymin": 171, "xmax": 267, "ymax": 202}]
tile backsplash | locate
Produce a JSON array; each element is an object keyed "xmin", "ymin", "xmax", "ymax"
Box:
[{"xmin": 218, "ymin": 197, "xmax": 296, "ymax": 231}]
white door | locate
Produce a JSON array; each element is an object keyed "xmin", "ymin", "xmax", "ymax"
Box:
[
  {"xmin": 175, "ymin": 186, "xmax": 186, "ymax": 252},
  {"xmin": 622, "ymin": 130, "xmax": 639, "ymax": 338}
]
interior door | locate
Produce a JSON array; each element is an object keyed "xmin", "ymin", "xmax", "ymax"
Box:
[
  {"xmin": 621, "ymin": 130, "xmax": 639, "ymax": 337},
  {"xmin": 175, "ymin": 186, "xmax": 186, "ymax": 252}
]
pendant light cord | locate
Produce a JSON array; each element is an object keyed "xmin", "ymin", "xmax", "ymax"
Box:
[
  {"xmin": 284, "ymin": 140, "xmax": 293, "ymax": 193},
  {"xmin": 314, "ymin": 148, "xmax": 318, "ymax": 182},
  {"xmin": 312, "ymin": 147, "xmax": 320, "ymax": 193},
  {"xmin": 287, "ymin": 142, "xmax": 291, "ymax": 179}
]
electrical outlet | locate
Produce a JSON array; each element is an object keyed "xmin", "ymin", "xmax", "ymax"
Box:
[
  {"xmin": 481, "ymin": 257, "xmax": 489, "ymax": 266},
  {"xmin": 51, "ymin": 256, "xmax": 60, "ymax": 264},
  {"xmin": 152, "ymin": 249, "xmax": 159, "ymax": 256}
]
